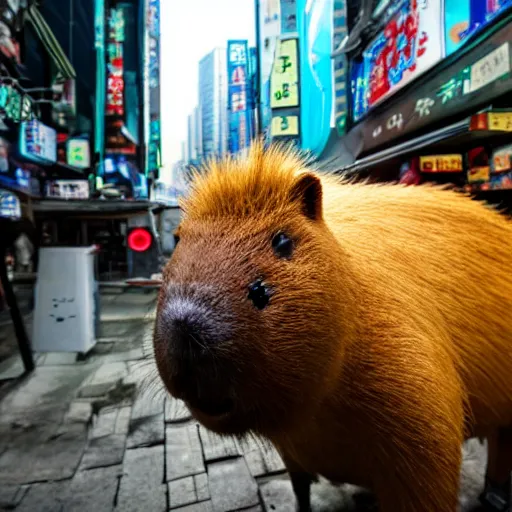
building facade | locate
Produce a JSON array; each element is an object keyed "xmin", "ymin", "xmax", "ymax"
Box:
[{"xmin": 198, "ymin": 48, "xmax": 227, "ymax": 160}]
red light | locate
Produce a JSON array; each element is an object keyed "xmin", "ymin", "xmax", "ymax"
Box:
[{"xmin": 128, "ymin": 228, "xmax": 152, "ymax": 252}]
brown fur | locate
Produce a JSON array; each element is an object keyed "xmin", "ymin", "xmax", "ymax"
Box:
[{"xmin": 155, "ymin": 142, "xmax": 512, "ymax": 511}]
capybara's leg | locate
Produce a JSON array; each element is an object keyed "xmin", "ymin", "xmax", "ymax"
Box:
[
  {"xmin": 375, "ymin": 438, "xmax": 462, "ymax": 512},
  {"xmin": 368, "ymin": 338, "xmax": 465, "ymax": 512},
  {"xmin": 480, "ymin": 427, "xmax": 512, "ymax": 511},
  {"xmin": 283, "ymin": 457, "xmax": 313, "ymax": 512}
]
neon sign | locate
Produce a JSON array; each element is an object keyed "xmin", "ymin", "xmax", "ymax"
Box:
[
  {"xmin": 352, "ymin": 0, "xmax": 444, "ymax": 121},
  {"xmin": 106, "ymin": 8, "xmax": 125, "ymax": 116}
]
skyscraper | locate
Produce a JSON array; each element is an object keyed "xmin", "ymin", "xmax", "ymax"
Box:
[
  {"xmin": 198, "ymin": 48, "xmax": 228, "ymax": 160},
  {"xmin": 186, "ymin": 106, "xmax": 202, "ymax": 165}
]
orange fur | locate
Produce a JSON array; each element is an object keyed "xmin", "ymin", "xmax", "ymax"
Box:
[{"xmin": 157, "ymin": 141, "xmax": 512, "ymax": 512}]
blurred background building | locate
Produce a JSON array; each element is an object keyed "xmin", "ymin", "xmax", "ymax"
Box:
[{"xmin": 198, "ymin": 47, "xmax": 228, "ymax": 160}]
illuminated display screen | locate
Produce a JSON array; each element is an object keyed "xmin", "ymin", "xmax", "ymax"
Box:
[
  {"xmin": 271, "ymin": 115, "xmax": 299, "ymax": 136},
  {"xmin": 270, "ymin": 38, "xmax": 300, "ymax": 109},
  {"xmin": 20, "ymin": 120, "xmax": 57, "ymax": 164}
]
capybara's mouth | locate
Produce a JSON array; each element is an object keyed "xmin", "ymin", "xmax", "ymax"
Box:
[{"xmin": 186, "ymin": 396, "xmax": 234, "ymax": 418}]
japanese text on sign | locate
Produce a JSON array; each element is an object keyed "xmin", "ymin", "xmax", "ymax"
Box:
[
  {"xmin": 419, "ymin": 155, "xmax": 463, "ymax": 173},
  {"xmin": 469, "ymin": 42, "xmax": 510, "ymax": 93},
  {"xmin": 270, "ymin": 38, "xmax": 299, "ymax": 109}
]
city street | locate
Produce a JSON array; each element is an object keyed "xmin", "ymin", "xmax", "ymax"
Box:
[{"xmin": 0, "ymin": 289, "xmax": 491, "ymax": 511}]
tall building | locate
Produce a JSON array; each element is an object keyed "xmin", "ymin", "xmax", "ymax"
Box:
[{"xmin": 198, "ymin": 48, "xmax": 227, "ymax": 160}]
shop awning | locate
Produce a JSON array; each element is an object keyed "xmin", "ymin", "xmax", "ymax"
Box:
[{"xmin": 25, "ymin": 5, "xmax": 76, "ymax": 82}]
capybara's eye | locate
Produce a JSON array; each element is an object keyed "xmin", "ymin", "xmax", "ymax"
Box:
[
  {"xmin": 248, "ymin": 279, "xmax": 271, "ymax": 310},
  {"xmin": 272, "ymin": 232, "xmax": 293, "ymax": 259}
]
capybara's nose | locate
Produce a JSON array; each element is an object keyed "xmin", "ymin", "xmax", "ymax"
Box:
[
  {"xmin": 170, "ymin": 316, "xmax": 205, "ymax": 352},
  {"xmin": 158, "ymin": 296, "xmax": 209, "ymax": 353}
]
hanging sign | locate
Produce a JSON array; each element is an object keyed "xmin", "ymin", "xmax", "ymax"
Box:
[
  {"xmin": 270, "ymin": 38, "xmax": 299, "ymax": 109},
  {"xmin": 67, "ymin": 139, "xmax": 91, "ymax": 169},
  {"xmin": 271, "ymin": 115, "xmax": 299, "ymax": 136}
]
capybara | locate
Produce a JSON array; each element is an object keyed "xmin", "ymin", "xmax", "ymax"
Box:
[{"xmin": 153, "ymin": 143, "xmax": 512, "ymax": 512}]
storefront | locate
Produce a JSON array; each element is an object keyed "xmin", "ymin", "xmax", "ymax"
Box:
[{"xmin": 317, "ymin": 0, "xmax": 512, "ymax": 209}]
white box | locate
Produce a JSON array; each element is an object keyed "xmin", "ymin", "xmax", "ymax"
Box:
[{"xmin": 32, "ymin": 246, "xmax": 99, "ymax": 353}]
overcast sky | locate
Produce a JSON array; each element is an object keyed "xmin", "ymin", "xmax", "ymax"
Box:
[{"xmin": 160, "ymin": 0, "xmax": 256, "ymax": 180}]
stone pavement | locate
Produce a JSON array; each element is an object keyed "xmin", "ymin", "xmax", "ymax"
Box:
[{"xmin": 0, "ymin": 289, "xmax": 491, "ymax": 512}]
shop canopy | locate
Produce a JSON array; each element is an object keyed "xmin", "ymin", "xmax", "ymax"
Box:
[{"xmin": 25, "ymin": 4, "xmax": 76, "ymax": 83}]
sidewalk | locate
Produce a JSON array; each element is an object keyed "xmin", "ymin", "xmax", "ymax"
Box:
[{"xmin": 0, "ymin": 289, "xmax": 489, "ymax": 511}]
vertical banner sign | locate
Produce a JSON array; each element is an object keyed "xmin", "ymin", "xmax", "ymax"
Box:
[
  {"xmin": 147, "ymin": 0, "xmax": 161, "ymax": 175},
  {"xmin": 258, "ymin": 0, "xmax": 282, "ymax": 139},
  {"xmin": 270, "ymin": 38, "xmax": 299, "ymax": 108},
  {"xmin": 227, "ymin": 40, "xmax": 251, "ymax": 154},
  {"xmin": 106, "ymin": 8, "xmax": 125, "ymax": 116}
]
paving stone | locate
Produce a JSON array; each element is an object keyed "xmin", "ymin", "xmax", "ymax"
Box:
[
  {"xmin": 64, "ymin": 401, "xmax": 93, "ymax": 424},
  {"xmin": 16, "ymin": 481, "xmax": 69, "ymax": 512},
  {"xmin": 198, "ymin": 426, "xmax": 240, "ymax": 462},
  {"xmin": 127, "ymin": 413, "xmax": 165, "ymax": 448},
  {"xmin": 79, "ymin": 363, "xmax": 128, "ymax": 398},
  {"xmin": 80, "ymin": 434, "xmax": 126, "ymax": 470},
  {"xmin": 90, "ymin": 408, "xmax": 118, "ymax": 439},
  {"xmin": 169, "ymin": 476, "xmax": 196, "ymax": 509},
  {"xmin": 172, "ymin": 502, "xmax": 213, "ymax": 512},
  {"xmin": 261, "ymin": 442, "xmax": 286, "ymax": 474},
  {"xmin": 115, "ymin": 406, "xmax": 132, "ymax": 434},
  {"xmin": 0, "ymin": 422, "xmax": 88, "ymax": 485},
  {"xmin": 165, "ymin": 396, "xmax": 192, "ymax": 423},
  {"xmin": 239, "ymin": 437, "xmax": 269, "ymax": 478},
  {"xmin": 101, "ymin": 348, "xmax": 145, "ymax": 363},
  {"xmin": 0, "ymin": 365, "xmax": 93, "ymax": 415},
  {"xmin": 194, "ymin": 473, "xmax": 210, "ymax": 502},
  {"xmin": 0, "ymin": 484, "xmax": 29, "ymax": 508},
  {"xmin": 131, "ymin": 392, "xmax": 164, "ymax": 419},
  {"xmin": 260, "ymin": 479, "xmax": 296, "ymax": 512},
  {"xmin": 43, "ymin": 352, "xmax": 78, "ymax": 365},
  {"xmin": 207, "ymin": 458, "xmax": 259, "ymax": 511},
  {"xmin": 63, "ymin": 465, "xmax": 121, "ymax": 512},
  {"xmin": 240, "ymin": 437, "xmax": 286, "ymax": 476},
  {"xmin": 116, "ymin": 446, "xmax": 166, "ymax": 512},
  {"xmin": 245, "ymin": 449, "xmax": 266, "ymax": 478},
  {"xmin": 167, "ymin": 424, "xmax": 205, "ymax": 481}
]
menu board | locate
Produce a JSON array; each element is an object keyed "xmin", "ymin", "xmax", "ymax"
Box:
[{"xmin": 270, "ymin": 38, "xmax": 300, "ymax": 109}]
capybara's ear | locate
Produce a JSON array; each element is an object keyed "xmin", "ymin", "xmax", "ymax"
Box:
[{"xmin": 290, "ymin": 172, "xmax": 323, "ymax": 221}]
